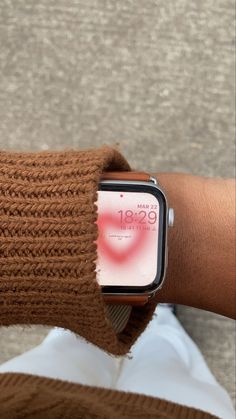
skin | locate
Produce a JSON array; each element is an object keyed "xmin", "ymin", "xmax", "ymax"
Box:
[{"xmin": 152, "ymin": 173, "xmax": 236, "ymax": 320}]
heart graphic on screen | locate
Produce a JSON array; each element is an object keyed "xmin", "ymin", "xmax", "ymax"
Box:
[{"xmin": 96, "ymin": 213, "xmax": 148, "ymax": 264}]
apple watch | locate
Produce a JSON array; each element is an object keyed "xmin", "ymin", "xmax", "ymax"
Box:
[{"xmin": 96, "ymin": 171, "xmax": 174, "ymax": 310}]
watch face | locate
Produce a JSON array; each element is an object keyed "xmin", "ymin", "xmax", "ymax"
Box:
[{"xmin": 95, "ymin": 181, "xmax": 167, "ymax": 294}]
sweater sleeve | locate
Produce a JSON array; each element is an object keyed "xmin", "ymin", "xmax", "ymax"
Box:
[
  {"xmin": 0, "ymin": 146, "xmax": 157, "ymax": 355},
  {"xmin": 0, "ymin": 373, "xmax": 217, "ymax": 419}
]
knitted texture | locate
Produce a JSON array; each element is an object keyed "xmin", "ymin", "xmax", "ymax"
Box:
[
  {"xmin": 0, "ymin": 146, "xmax": 158, "ymax": 355},
  {"xmin": 0, "ymin": 373, "xmax": 217, "ymax": 419}
]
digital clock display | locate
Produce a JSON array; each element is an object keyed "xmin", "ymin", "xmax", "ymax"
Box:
[{"xmin": 96, "ymin": 191, "xmax": 159, "ymax": 287}]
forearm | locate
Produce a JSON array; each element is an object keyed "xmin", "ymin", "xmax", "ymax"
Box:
[
  {"xmin": 154, "ymin": 173, "xmax": 236, "ymax": 319},
  {"xmin": 1, "ymin": 148, "xmax": 168, "ymax": 356},
  {"xmin": 0, "ymin": 148, "xmax": 234, "ymax": 354}
]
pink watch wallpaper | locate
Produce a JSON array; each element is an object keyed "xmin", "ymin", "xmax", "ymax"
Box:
[{"xmin": 96, "ymin": 191, "xmax": 159, "ymax": 287}]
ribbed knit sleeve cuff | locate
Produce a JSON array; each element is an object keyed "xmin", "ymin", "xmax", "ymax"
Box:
[
  {"xmin": 0, "ymin": 146, "xmax": 157, "ymax": 355},
  {"xmin": 0, "ymin": 373, "xmax": 218, "ymax": 419}
]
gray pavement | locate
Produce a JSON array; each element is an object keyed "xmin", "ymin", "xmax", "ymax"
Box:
[{"xmin": 0, "ymin": 0, "xmax": 235, "ymax": 406}]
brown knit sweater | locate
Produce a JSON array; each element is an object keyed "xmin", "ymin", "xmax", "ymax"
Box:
[{"xmin": 0, "ymin": 147, "xmax": 217, "ymax": 418}]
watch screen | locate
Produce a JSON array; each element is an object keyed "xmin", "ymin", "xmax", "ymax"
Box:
[{"xmin": 96, "ymin": 190, "xmax": 159, "ymax": 287}]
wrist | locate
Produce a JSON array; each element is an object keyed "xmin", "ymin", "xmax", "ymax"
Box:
[{"xmin": 153, "ymin": 173, "xmax": 235, "ymax": 318}]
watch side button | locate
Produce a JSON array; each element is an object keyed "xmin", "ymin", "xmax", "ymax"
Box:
[{"xmin": 168, "ymin": 208, "xmax": 174, "ymax": 227}]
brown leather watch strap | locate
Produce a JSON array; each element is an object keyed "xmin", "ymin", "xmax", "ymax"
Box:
[
  {"xmin": 101, "ymin": 171, "xmax": 151, "ymax": 182},
  {"xmin": 104, "ymin": 294, "xmax": 150, "ymax": 306}
]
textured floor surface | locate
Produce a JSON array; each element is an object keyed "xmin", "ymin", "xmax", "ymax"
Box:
[{"xmin": 0, "ymin": 0, "xmax": 235, "ymax": 407}]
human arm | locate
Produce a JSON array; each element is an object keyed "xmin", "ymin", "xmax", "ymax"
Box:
[
  {"xmin": 0, "ymin": 147, "xmax": 234, "ymax": 358},
  {"xmin": 155, "ymin": 173, "xmax": 236, "ymax": 319}
]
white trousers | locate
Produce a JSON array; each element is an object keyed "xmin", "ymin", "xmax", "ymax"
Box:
[{"xmin": 0, "ymin": 306, "xmax": 235, "ymax": 419}]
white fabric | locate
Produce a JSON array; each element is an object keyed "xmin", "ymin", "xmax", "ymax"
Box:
[{"xmin": 0, "ymin": 306, "xmax": 235, "ymax": 419}]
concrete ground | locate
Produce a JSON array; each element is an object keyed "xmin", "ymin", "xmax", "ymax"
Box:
[{"xmin": 0, "ymin": 0, "xmax": 235, "ymax": 407}]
